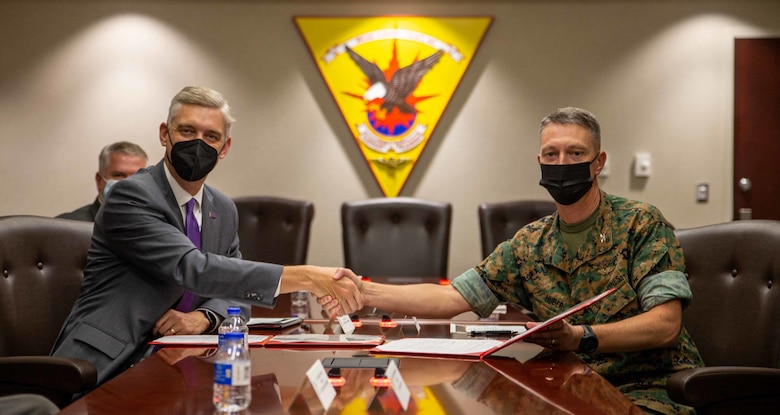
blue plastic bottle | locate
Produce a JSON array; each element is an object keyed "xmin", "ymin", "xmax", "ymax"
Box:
[
  {"xmin": 217, "ymin": 307, "xmax": 248, "ymax": 349},
  {"xmin": 213, "ymin": 331, "xmax": 251, "ymax": 412}
]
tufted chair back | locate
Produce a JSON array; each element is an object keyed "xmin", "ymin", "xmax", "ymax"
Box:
[
  {"xmin": 478, "ymin": 200, "xmax": 556, "ymax": 258},
  {"xmin": 667, "ymin": 220, "xmax": 780, "ymax": 414},
  {"xmin": 675, "ymin": 219, "xmax": 780, "ymax": 368},
  {"xmin": 233, "ymin": 196, "xmax": 314, "ymax": 266},
  {"xmin": 233, "ymin": 196, "xmax": 314, "ymax": 317},
  {"xmin": 0, "ymin": 216, "xmax": 93, "ymax": 357},
  {"xmin": 341, "ymin": 197, "xmax": 451, "ymax": 283},
  {"xmin": 0, "ymin": 215, "xmax": 97, "ymax": 407}
]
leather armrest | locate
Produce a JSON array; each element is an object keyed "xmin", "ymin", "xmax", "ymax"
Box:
[
  {"xmin": 667, "ymin": 366, "xmax": 780, "ymax": 407},
  {"xmin": 0, "ymin": 356, "xmax": 97, "ymax": 408}
]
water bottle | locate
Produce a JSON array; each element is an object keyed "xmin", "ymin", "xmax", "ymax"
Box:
[
  {"xmin": 218, "ymin": 307, "xmax": 248, "ymax": 349},
  {"xmin": 290, "ymin": 291, "xmax": 310, "ymax": 318},
  {"xmin": 213, "ymin": 332, "xmax": 251, "ymax": 412}
]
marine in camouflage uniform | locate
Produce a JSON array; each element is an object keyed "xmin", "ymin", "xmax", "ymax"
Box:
[
  {"xmin": 322, "ymin": 107, "xmax": 706, "ymax": 414},
  {"xmin": 452, "ymin": 189, "xmax": 704, "ymax": 414}
]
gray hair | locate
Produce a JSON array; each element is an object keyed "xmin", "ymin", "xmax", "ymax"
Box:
[
  {"xmin": 98, "ymin": 141, "xmax": 148, "ymax": 176},
  {"xmin": 539, "ymin": 107, "xmax": 601, "ymax": 151},
  {"xmin": 167, "ymin": 86, "xmax": 236, "ymax": 137}
]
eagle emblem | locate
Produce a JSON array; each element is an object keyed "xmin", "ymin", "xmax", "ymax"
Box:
[
  {"xmin": 344, "ymin": 44, "xmax": 444, "ymax": 139},
  {"xmin": 346, "ymin": 46, "xmax": 444, "ymax": 115},
  {"xmin": 294, "ymin": 15, "xmax": 492, "ymax": 197}
]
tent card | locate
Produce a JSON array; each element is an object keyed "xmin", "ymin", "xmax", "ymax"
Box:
[
  {"xmin": 306, "ymin": 360, "xmax": 336, "ymax": 410},
  {"xmin": 385, "ymin": 360, "xmax": 410, "ymax": 410},
  {"xmin": 337, "ymin": 314, "xmax": 355, "ymax": 334}
]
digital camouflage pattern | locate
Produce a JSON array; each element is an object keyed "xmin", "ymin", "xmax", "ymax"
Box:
[{"xmin": 452, "ymin": 191, "xmax": 704, "ymax": 414}]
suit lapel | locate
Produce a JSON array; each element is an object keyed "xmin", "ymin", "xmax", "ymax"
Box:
[
  {"xmin": 150, "ymin": 161, "xmax": 186, "ymax": 232},
  {"xmin": 200, "ymin": 186, "xmax": 218, "ymax": 253}
]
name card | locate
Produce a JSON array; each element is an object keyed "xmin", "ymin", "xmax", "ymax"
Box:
[
  {"xmin": 305, "ymin": 360, "xmax": 336, "ymax": 410},
  {"xmin": 385, "ymin": 360, "xmax": 411, "ymax": 410}
]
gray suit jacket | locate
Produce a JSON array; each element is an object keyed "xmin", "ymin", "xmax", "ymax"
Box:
[{"xmin": 51, "ymin": 161, "xmax": 283, "ymax": 386}]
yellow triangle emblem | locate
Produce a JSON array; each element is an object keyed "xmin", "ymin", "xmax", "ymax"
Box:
[{"xmin": 295, "ymin": 16, "xmax": 492, "ymax": 197}]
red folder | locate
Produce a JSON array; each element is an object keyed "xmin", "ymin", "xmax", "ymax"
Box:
[
  {"xmin": 263, "ymin": 334, "xmax": 386, "ymax": 349},
  {"xmin": 370, "ymin": 287, "xmax": 616, "ymax": 359}
]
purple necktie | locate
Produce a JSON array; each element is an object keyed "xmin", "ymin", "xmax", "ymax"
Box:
[{"xmin": 175, "ymin": 198, "xmax": 199, "ymax": 312}]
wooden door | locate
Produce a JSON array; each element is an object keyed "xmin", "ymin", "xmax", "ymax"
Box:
[{"xmin": 734, "ymin": 38, "xmax": 780, "ymax": 220}]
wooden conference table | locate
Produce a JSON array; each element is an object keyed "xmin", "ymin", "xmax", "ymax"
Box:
[{"xmin": 59, "ymin": 316, "xmax": 641, "ymax": 415}]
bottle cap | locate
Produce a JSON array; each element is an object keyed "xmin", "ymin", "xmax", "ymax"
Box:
[{"xmin": 227, "ymin": 307, "xmax": 241, "ymax": 315}]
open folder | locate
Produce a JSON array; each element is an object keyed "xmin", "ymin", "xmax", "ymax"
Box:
[
  {"xmin": 264, "ymin": 334, "xmax": 386, "ymax": 348},
  {"xmin": 247, "ymin": 317, "xmax": 303, "ymax": 329},
  {"xmin": 371, "ymin": 287, "xmax": 616, "ymax": 360},
  {"xmin": 149, "ymin": 334, "xmax": 270, "ymax": 346}
]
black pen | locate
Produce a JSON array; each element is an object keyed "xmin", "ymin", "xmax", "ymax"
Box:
[{"xmin": 469, "ymin": 330, "xmax": 517, "ymax": 337}]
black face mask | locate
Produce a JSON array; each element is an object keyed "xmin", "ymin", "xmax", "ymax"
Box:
[
  {"xmin": 168, "ymin": 138, "xmax": 219, "ymax": 182},
  {"xmin": 539, "ymin": 158, "xmax": 597, "ymax": 205}
]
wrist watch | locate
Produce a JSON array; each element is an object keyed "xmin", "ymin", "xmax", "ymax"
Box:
[
  {"xmin": 578, "ymin": 324, "xmax": 598, "ymax": 353},
  {"xmin": 197, "ymin": 308, "xmax": 218, "ymax": 333}
]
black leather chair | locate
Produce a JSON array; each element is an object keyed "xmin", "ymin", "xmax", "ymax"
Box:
[
  {"xmin": 341, "ymin": 197, "xmax": 451, "ymax": 284},
  {"xmin": 478, "ymin": 200, "xmax": 556, "ymax": 258},
  {"xmin": 0, "ymin": 216, "xmax": 97, "ymax": 408},
  {"xmin": 667, "ymin": 220, "xmax": 780, "ymax": 415},
  {"xmin": 233, "ymin": 196, "xmax": 315, "ymax": 317}
]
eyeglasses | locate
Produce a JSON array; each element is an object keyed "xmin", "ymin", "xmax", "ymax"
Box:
[{"xmin": 169, "ymin": 124, "xmax": 223, "ymax": 142}]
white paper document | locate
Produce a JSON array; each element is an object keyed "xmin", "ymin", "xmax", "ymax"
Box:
[
  {"xmin": 266, "ymin": 334, "xmax": 384, "ymax": 346},
  {"xmin": 373, "ymin": 338, "xmax": 504, "ymax": 356},
  {"xmin": 449, "ymin": 324, "xmax": 528, "ymax": 335},
  {"xmin": 150, "ymin": 334, "xmax": 269, "ymax": 345}
]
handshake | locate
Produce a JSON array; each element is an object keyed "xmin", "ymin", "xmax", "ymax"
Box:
[
  {"xmin": 286, "ymin": 266, "xmax": 366, "ymax": 316},
  {"xmin": 289, "ymin": 265, "xmax": 463, "ymax": 320}
]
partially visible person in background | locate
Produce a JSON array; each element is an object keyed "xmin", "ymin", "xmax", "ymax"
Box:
[
  {"xmin": 0, "ymin": 394, "xmax": 59, "ymax": 415},
  {"xmin": 56, "ymin": 141, "xmax": 148, "ymax": 221}
]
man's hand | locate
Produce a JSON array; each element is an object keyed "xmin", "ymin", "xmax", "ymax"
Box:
[
  {"xmin": 307, "ymin": 267, "xmax": 364, "ymax": 315},
  {"xmin": 318, "ymin": 295, "xmax": 340, "ymax": 316},
  {"xmin": 153, "ymin": 309, "xmax": 210, "ymax": 337},
  {"xmin": 522, "ymin": 319, "xmax": 581, "ymax": 351},
  {"xmin": 317, "ymin": 269, "xmax": 364, "ymax": 316}
]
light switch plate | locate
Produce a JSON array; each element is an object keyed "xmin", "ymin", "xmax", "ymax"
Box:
[
  {"xmin": 696, "ymin": 183, "xmax": 709, "ymax": 202},
  {"xmin": 634, "ymin": 153, "xmax": 651, "ymax": 177}
]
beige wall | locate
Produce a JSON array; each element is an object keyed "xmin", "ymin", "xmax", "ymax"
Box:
[{"xmin": 1, "ymin": 1, "xmax": 778, "ymax": 276}]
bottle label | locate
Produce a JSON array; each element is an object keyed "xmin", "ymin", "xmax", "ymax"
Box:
[{"xmin": 214, "ymin": 361, "xmax": 251, "ymax": 386}]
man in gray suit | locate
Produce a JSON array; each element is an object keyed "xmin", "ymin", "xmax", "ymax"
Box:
[
  {"xmin": 51, "ymin": 86, "xmax": 362, "ymax": 388},
  {"xmin": 56, "ymin": 141, "xmax": 148, "ymax": 221}
]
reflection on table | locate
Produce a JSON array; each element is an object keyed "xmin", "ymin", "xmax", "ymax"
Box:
[{"xmin": 59, "ymin": 319, "xmax": 640, "ymax": 414}]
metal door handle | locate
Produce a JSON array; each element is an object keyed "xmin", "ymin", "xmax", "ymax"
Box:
[{"xmin": 738, "ymin": 177, "xmax": 752, "ymax": 192}]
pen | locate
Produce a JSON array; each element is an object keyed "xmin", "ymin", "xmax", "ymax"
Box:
[{"xmin": 469, "ymin": 330, "xmax": 517, "ymax": 337}]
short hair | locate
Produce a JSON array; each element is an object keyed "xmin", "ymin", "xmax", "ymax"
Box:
[
  {"xmin": 167, "ymin": 86, "xmax": 236, "ymax": 137},
  {"xmin": 98, "ymin": 141, "xmax": 148, "ymax": 176},
  {"xmin": 539, "ymin": 107, "xmax": 601, "ymax": 151}
]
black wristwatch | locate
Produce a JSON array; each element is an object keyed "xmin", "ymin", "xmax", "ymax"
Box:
[
  {"xmin": 197, "ymin": 308, "xmax": 218, "ymax": 333},
  {"xmin": 578, "ymin": 325, "xmax": 598, "ymax": 353}
]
